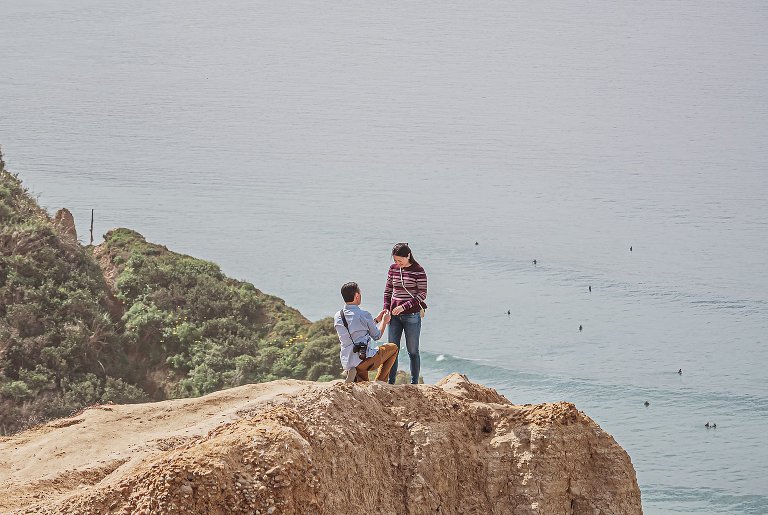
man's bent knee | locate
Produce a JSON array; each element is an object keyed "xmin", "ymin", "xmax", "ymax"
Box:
[{"xmin": 381, "ymin": 343, "xmax": 399, "ymax": 355}]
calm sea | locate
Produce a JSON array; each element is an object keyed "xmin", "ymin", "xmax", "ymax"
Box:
[{"xmin": 2, "ymin": 1, "xmax": 767, "ymax": 512}]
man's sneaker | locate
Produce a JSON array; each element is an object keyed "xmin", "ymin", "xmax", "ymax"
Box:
[{"xmin": 344, "ymin": 368, "xmax": 357, "ymax": 383}]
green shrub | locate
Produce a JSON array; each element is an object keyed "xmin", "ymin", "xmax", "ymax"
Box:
[
  {"xmin": 123, "ymin": 301, "xmax": 171, "ymax": 346},
  {"xmin": 18, "ymin": 366, "xmax": 54, "ymax": 393},
  {"xmin": 61, "ymin": 373, "xmax": 101, "ymax": 407},
  {"xmin": 0, "ymin": 380, "xmax": 33, "ymax": 400},
  {"xmin": 101, "ymin": 377, "xmax": 149, "ymax": 404}
]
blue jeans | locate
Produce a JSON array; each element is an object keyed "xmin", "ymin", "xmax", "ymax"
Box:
[{"xmin": 387, "ymin": 313, "xmax": 421, "ymax": 384}]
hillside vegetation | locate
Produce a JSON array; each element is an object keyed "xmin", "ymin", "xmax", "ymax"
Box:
[
  {"xmin": 95, "ymin": 228, "xmax": 339, "ymax": 398},
  {"xmin": 0, "ymin": 167, "xmax": 339, "ymax": 434}
]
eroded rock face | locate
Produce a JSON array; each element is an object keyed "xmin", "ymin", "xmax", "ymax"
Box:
[
  {"xmin": 53, "ymin": 208, "xmax": 77, "ymax": 241},
  {"xmin": 1, "ymin": 375, "xmax": 642, "ymax": 514}
]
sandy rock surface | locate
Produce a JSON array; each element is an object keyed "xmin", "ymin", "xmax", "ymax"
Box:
[{"xmin": 0, "ymin": 374, "xmax": 642, "ymax": 514}]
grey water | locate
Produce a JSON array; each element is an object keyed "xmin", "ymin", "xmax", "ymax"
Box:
[{"xmin": 2, "ymin": 1, "xmax": 767, "ymax": 512}]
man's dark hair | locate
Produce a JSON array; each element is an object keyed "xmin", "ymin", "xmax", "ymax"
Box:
[{"xmin": 341, "ymin": 282, "xmax": 359, "ymax": 303}]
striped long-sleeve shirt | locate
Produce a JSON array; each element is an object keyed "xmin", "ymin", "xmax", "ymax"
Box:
[{"xmin": 384, "ymin": 263, "xmax": 428, "ymax": 315}]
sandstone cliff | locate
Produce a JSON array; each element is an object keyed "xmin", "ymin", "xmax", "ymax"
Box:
[{"xmin": 0, "ymin": 374, "xmax": 642, "ymax": 514}]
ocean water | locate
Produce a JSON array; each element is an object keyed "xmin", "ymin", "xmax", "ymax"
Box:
[{"xmin": 1, "ymin": 1, "xmax": 767, "ymax": 512}]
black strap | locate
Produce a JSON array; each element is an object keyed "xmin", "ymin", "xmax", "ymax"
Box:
[
  {"xmin": 339, "ymin": 308, "xmax": 368, "ymax": 360},
  {"xmin": 339, "ymin": 309, "xmax": 355, "ymax": 342}
]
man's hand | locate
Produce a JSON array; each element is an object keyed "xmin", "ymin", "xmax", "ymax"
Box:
[
  {"xmin": 376, "ymin": 309, "xmax": 391, "ymax": 335},
  {"xmin": 392, "ymin": 305, "xmax": 405, "ymax": 316},
  {"xmin": 375, "ymin": 309, "xmax": 388, "ymax": 323}
]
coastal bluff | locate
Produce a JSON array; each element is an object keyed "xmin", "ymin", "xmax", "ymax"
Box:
[{"xmin": 0, "ymin": 373, "xmax": 641, "ymax": 514}]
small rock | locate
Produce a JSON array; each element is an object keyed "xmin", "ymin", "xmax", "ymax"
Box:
[{"xmin": 180, "ymin": 485, "xmax": 193, "ymax": 495}]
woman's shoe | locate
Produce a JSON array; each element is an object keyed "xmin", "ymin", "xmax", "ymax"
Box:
[{"xmin": 344, "ymin": 368, "xmax": 357, "ymax": 383}]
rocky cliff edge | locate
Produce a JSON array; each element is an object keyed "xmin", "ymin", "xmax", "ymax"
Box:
[{"xmin": 0, "ymin": 374, "xmax": 642, "ymax": 514}]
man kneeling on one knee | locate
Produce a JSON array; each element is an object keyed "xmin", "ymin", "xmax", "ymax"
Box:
[{"xmin": 335, "ymin": 282, "xmax": 399, "ymax": 383}]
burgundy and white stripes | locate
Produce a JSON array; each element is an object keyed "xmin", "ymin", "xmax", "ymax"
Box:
[{"xmin": 384, "ymin": 263, "xmax": 428, "ymax": 315}]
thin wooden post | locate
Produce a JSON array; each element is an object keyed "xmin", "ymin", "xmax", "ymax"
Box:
[{"xmin": 90, "ymin": 209, "xmax": 94, "ymax": 246}]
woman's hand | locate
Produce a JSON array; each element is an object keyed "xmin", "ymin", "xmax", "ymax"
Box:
[
  {"xmin": 392, "ymin": 305, "xmax": 405, "ymax": 316},
  {"xmin": 375, "ymin": 309, "xmax": 387, "ymax": 323}
]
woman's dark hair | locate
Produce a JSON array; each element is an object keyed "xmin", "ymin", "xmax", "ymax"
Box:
[
  {"xmin": 341, "ymin": 282, "xmax": 359, "ymax": 303},
  {"xmin": 391, "ymin": 243, "xmax": 419, "ymax": 267}
]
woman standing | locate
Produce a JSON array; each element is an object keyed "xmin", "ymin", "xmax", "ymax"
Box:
[{"xmin": 384, "ymin": 243, "xmax": 427, "ymax": 384}]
